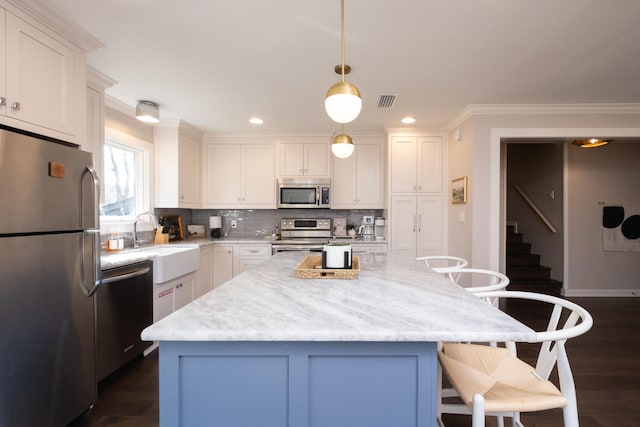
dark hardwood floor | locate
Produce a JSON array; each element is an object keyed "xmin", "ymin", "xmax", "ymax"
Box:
[{"xmin": 69, "ymin": 297, "xmax": 640, "ymax": 427}]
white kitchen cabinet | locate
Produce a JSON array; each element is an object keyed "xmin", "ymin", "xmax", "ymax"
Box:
[
  {"xmin": 390, "ymin": 195, "xmax": 442, "ymax": 257},
  {"xmin": 213, "ymin": 245, "xmax": 234, "ymax": 288},
  {"xmin": 206, "ymin": 144, "xmax": 275, "ymax": 208},
  {"xmin": 390, "ymin": 136, "xmax": 442, "ymax": 194},
  {"xmin": 332, "ymin": 144, "xmax": 383, "ymax": 209},
  {"xmin": 237, "ymin": 244, "xmax": 271, "ymax": 274},
  {"xmin": 153, "ymin": 272, "xmax": 196, "ymax": 322},
  {"xmin": 174, "ymin": 278, "xmax": 194, "ymax": 311},
  {"xmin": 350, "ymin": 243, "xmax": 387, "ymax": 255},
  {"xmin": 86, "ymin": 67, "xmax": 116, "ymax": 178},
  {"xmin": 154, "ymin": 120, "xmax": 203, "ymax": 208},
  {"xmin": 195, "ymin": 244, "xmax": 213, "ymax": 298},
  {"xmin": 2, "ymin": 9, "xmax": 84, "ymax": 141},
  {"xmin": 279, "ymin": 143, "xmax": 329, "ymax": 177}
]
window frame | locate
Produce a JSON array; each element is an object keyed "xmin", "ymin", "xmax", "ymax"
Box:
[{"xmin": 100, "ymin": 127, "xmax": 153, "ymax": 229}]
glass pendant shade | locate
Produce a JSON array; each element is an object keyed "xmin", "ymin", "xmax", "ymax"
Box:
[
  {"xmin": 325, "ymin": 81, "xmax": 362, "ymax": 123},
  {"xmin": 331, "ymin": 132, "xmax": 355, "ymax": 158}
]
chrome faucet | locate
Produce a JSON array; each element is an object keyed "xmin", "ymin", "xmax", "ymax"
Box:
[{"xmin": 133, "ymin": 211, "xmax": 159, "ymax": 248}]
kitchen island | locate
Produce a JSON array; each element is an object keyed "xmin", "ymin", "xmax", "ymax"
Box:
[{"xmin": 142, "ymin": 252, "xmax": 533, "ymax": 427}]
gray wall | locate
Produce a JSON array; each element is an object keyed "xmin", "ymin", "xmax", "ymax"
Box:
[{"xmin": 566, "ymin": 142, "xmax": 640, "ymax": 295}]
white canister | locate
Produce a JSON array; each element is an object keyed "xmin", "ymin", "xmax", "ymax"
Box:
[{"xmin": 323, "ymin": 243, "xmax": 352, "ymax": 268}]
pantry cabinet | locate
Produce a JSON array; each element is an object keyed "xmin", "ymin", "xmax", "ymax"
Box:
[
  {"xmin": 154, "ymin": 120, "xmax": 203, "ymax": 208},
  {"xmin": 1, "ymin": 7, "xmax": 86, "ymax": 142},
  {"xmin": 390, "ymin": 136, "xmax": 442, "ymax": 194},
  {"xmin": 390, "ymin": 195, "xmax": 442, "ymax": 257},
  {"xmin": 388, "ymin": 134, "xmax": 445, "ymax": 257},
  {"xmin": 331, "ymin": 143, "xmax": 383, "ymax": 209},
  {"xmin": 279, "ymin": 142, "xmax": 329, "ymax": 177},
  {"xmin": 206, "ymin": 144, "xmax": 276, "ymax": 208}
]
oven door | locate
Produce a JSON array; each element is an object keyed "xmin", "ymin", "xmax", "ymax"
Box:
[{"xmin": 271, "ymin": 244, "xmax": 324, "ymax": 255}]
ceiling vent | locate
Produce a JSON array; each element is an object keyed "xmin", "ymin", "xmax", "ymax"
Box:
[{"xmin": 377, "ymin": 94, "xmax": 397, "ymax": 109}]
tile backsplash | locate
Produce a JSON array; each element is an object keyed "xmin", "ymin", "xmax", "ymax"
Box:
[{"xmin": 155, "ymin": 208, "xmax": 385, "ymax": 239}]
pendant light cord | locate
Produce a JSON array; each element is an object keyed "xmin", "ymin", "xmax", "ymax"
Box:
[{"xmin": 340, "ymin": 0, "xmax": 345, "ymax": 83}]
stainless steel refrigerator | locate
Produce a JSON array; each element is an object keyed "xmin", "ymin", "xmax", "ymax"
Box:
[{"xmin": 0, "ymin": 126, "xmax": 101, "ymax": 426}]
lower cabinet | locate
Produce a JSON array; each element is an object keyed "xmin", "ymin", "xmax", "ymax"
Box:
[
  {"xmin": 195, "ymin": 244, "xmax": 214, "ymax": 298},
  {"xmin": 213, "ymin": 245, "xmax": 234, "ymax": 288},
  {"xmin": 237, "ymin": 244, "xmax": 271, "ymax": 274},
  {"xmin": 153, "ymin": 273, "xmax": 196, "ymax": 323},
  {"xmin": 213, "ymin": 243, "xmax": 272, "ymax": 287},
  {"xmin": 350, "ymin": 243, "xmax": 388, "ymax": 255}
]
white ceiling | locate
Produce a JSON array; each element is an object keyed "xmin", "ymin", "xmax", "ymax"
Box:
[{"xmin": 44, "ymin": 0, "xmax": 640, "ymax": 135}]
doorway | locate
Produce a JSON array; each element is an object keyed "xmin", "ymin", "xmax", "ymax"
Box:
[{"xmin": 505, "ymin": 141, "xmax": 564, "ymax": 293}]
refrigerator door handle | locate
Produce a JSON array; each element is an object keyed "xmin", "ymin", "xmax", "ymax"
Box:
[
  {"xmin": 81, "ymin": 165, "xmax": 100, "ymax": 230},
  {"xmin": 81, "ymin": 165, "xmax": 102, "ymax": 296}
]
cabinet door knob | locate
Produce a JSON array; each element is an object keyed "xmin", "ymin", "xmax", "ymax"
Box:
[
  {"xmin": 11, "ymin": 101, "xmax": 20, "ymax": 111},
  {"xmin": 0, "ymin": 97, "xmax": 5, "ymax": 106}
]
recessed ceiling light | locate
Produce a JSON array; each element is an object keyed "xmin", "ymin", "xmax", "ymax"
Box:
[
  {"xmin": 401, "ymin": 117, "xmax": 416, "ymax": 124},
  {"xmin": 249, "ymin": 117, "xmax": 264, "ymax": 125}
]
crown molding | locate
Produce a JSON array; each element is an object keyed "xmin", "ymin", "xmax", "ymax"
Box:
[
  {"xmin": 87, "ymin": 67, "xmax": 117, "ymax": 92},
  {"xmin": 448, "ymin": 103, "xmax": 640, "ymax": 130},
  {"xmin": 155, "ymin": 119, "xmax": 204, "ymax": 140},
  {"xmin": 105, "ymin": 95, "xmax": 136, "ymax": 118},
  {"xmin": 6, "ymin": 0, "xmax": 104, "ymax": 52}
]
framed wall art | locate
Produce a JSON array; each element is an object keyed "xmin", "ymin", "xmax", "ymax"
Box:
[
  {"xmin": 186, "ymin": 224, "xmax": 206, "ymax": 240},
  {"xmin": 451, "ymin": 176, "xmax": 468, "ymax": 204}
]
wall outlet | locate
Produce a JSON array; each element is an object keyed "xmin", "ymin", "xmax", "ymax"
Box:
[{"xmin": 231, "ymin": 219, "xmax": 237, "ymax": 229}]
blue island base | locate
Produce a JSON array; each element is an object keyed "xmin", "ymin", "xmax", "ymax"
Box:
[{"xmin": 159, "ymin": 341, "xmax": 438, "ymax": 427}]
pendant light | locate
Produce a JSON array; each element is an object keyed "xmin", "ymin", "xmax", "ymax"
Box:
[
  {"xmin": 324, "ymin": 0, "xmax": 362, "ymax": 124},
  {"xmin": 331, "ymin": 126, "xmax": 355, "ymax": 159}
]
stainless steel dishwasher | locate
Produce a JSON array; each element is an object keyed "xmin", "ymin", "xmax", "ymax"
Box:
[{"xmin": 96, "ymin": 260, "xmax": 153, "ymax": 381}]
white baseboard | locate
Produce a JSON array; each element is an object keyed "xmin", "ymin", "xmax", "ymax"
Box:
[{"xmin": 563, "ymin": 289, "xmax": 640, "ymax": 297}]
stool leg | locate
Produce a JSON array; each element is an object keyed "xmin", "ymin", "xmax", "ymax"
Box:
[{"xmin": 472, "ymin": 394, "xmax": 486, "ymax": 427}]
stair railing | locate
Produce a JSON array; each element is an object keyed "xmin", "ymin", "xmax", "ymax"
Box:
[{"xmin": 512, "ymin": 184, "xmax": 558, "ymax": 234}]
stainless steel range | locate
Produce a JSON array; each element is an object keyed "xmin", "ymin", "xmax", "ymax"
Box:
[{"xmin": 271, "ymin": 218, "xmax": 331, "ymax": 254}]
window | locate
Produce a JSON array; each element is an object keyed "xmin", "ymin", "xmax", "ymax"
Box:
[{"xmin": 101, "ymin": 128, "xmax": 152, "ymax": 224}]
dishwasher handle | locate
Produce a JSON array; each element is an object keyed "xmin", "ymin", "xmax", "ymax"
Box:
[{"xmin": 101, "ymin": 267, "xmax": 151, "ymax": 285}]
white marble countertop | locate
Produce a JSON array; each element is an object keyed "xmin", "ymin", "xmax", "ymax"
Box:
[
  {"xmin": 100, "ymin": 240, "xmax": 210, "ymax": 270},
  {"xmin": 142, "ymin": 252, "xmax": 534, "ymax": 343}
]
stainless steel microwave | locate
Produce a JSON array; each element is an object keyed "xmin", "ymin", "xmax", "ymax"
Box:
[{"xmin": 276, "ymin": 177, "xmax": 330, "ymax": 208}]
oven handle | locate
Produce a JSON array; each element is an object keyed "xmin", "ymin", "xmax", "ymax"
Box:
[{"xmin": 272, "ymin": 245, "xmax": 324, "ymax": 253}]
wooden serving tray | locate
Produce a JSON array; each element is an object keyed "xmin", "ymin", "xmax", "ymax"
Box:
[{"xmin": 295, "ymin": 255, "xmax": 360, "ymax": 279}]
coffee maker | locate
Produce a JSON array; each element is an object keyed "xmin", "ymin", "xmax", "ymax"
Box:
[
  {"xmin": 374, "ymin": 217, "xmax": 385, "ymax": 240},
  {"xmin": 358, "ymin": 215, "xmax": 375, "ymax": 241}
]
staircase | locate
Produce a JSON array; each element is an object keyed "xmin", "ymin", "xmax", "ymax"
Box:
[{"xmin": 506, "ymin": 224, "xmax": 562, "ymax": 295}]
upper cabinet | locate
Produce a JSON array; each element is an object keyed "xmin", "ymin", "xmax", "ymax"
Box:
[
  {"xmin": 154, "ymin": 120, "xmax": 203, "ymax": 208},
  {"xmin": 331, "ymin": 143, "xmax": 384, "ymax": 209},
  {"xmin": 1, "ymin": 8, "xmax": 86, "ymax": 142},
  {"xmin": 279, "ymin": 142, "xmax": 329, "ymax": 177},
  {"xmin": 205, "ymin": 143, "xmax": 275, "ymax": 209},
  {"xmin": 390, "ymin": 136, "xmax": 442, "ymax": 194}
]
